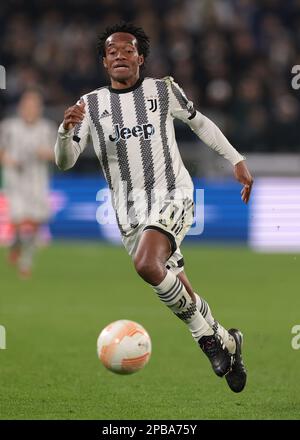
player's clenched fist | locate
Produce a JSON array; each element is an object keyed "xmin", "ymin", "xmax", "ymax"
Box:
[{"xmin": 63, "ymin": 100, "xmax": 85, "ymax": 130}]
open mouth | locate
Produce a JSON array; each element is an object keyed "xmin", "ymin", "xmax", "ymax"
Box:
[{"xmin": 113, "ymin": 64, "xmax": 129, "ymax": 71}]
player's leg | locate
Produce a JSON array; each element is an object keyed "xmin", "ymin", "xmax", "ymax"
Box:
[
  {"xmin": 178, "ymin": 271, "xmax": 236, "ymax": 353},
  {"xmin": 133, "ymin": 228, "xmax": 213, "ymax": 338},
  {"xmin": 7, "ymin": 193, "xmax": 22, "ymax": 265},
  {"xmin": 133, "ymin": 228, "xmax": 231, "ymax": 377},
  {"xmin": 18, "ymin": 219, "xmax": 40, "ymax": 277},
  {"xmin": 8, "ymin": 223, "xmax": 22, "ymax": 265},
  {"xmin": 178, "ymin": 271, "xmax": 247, "ymax": 392},
  {"xmin": 17, "ymin": 189, "xmax": 49, "ymax": 277}
]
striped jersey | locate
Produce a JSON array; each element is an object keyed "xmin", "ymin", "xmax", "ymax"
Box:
[
  {"xmin": 64, "ymin": 76, "xmax": 196, "ymax": 236},
  {"xmin": 0, "ymin": 117, "xmax": 56, "ymax": 196}
]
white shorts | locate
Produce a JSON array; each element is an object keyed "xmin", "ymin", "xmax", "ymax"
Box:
[
  {"xmin": 7, "ymin": 192, "xmax": 50, "ymax": 223},
  {"xmin": 122, "ymin": 195, "xmax": 194, "ymax": 275}
]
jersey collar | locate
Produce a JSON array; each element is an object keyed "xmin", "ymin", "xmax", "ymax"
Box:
[{"xmin": 109, "ymin": 77, "xmax": 144, "ymax": 94}]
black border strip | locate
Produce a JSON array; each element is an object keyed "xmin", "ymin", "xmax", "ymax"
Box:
[{"xmin": 188, "ymin": 110, "xmax": 196, "ymax": 120}]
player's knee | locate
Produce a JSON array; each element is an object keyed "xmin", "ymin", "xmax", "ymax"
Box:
[{"xmin": 133, "ymin": 256, "xmax": 162, "ymax": 285}]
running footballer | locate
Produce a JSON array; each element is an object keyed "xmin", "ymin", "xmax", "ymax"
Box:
[{"xmin": 55, "ymin": 23, "xmax": 253, "ymax": 392}]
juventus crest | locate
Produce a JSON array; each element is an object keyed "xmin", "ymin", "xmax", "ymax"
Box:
[{"xmin": 147, "ymin": 97, "xmax": 158, "ymax": 112}]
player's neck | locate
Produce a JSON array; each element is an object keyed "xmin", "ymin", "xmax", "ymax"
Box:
[{"xmin": 110, "ymin": 75, "xmax": 140, "ymax": 91}]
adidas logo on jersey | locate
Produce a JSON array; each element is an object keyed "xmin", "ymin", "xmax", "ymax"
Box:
[
  {"xmin": 100, "ymin": 109, "xmax": 111, "ymax": 118},
  {"xmin": 109, "ymin": 123, "xmax": 155, "ymax": 142}
]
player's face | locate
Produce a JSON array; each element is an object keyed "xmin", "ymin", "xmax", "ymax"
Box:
[
  {"xmin": 103, "ymin": 32, "xmax": 144, "ymax": 83},
  {"xmin": 19, "ymin": 92, "xmax": 43, "ymax": 124}
]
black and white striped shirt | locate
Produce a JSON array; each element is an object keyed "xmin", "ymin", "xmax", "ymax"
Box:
[{"xmin": 55, "ymin": 76, "xmax": 244, "ymax": 235}]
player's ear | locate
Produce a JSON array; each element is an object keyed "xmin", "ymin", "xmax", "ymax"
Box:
[
  {"xmin": 138, "ymin": 54, "xmax": 144, "ymax": 67},
  {"xmin": 103, "ymin": 57, "xmax": 108, "ymax": 69}
]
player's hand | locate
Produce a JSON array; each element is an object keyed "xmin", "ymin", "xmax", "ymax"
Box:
[
  {"xmin": 234, "ymin": 160, "xmax": 254, "ymax": 204},
  {"xmin": 63, "ymin": 100, "xmax": 85, "ymax": 131}
]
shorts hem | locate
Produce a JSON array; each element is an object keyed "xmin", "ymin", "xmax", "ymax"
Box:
[{"xmin": 143, "ymin": 225, "xmax": 177, "ymax": 257}]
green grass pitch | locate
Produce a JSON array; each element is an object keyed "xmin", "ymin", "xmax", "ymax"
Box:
[{"xmin": 0, "ymin": 243, "xmax": 299, "ymax": 420}]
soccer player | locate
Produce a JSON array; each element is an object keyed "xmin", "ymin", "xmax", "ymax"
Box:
[
  {"xmin": 0, "ymin": 89, "xmax": 56, "ymax": 277},
  {"xmin": 55, "ymin": 23, "xmax": 253, "ymax": 392}
]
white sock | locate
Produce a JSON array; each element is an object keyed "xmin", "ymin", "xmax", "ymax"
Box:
[
  {"xmin": 194, "ymin": 292, "xmax": 236, "ymax": 354},
  {"xmin": 153, "ymin": 271, "xmax": 213, "ymax": 341},
  {"xmin": 19, "ymin": 228, "xmax": 36, "ymax": 272}
]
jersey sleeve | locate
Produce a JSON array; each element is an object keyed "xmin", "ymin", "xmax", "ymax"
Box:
[
  {"xmin": 54, "ymin": 96, "xmax": 90, "ymax": 170},
  {"xmin": 167, "ymin": 76, "xmax": 197, "ymax": 123},
  {"xmin": 167, "ymin": 77, "xmax": 245, "ymax": 166}
]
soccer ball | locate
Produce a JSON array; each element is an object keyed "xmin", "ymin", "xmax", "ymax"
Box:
[{"xmin": 97, "ymin": 320, "xmax": 152, "ymax": 375}]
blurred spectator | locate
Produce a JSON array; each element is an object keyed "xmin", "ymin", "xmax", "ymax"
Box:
[{"xmin": 0, "ymin": 89, "xmax": 56, "ymax": 277}]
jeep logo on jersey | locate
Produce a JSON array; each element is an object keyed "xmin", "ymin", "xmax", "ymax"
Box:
[{"xmin": 109, "ymin": 124, "xmax": 155, "ymax": 142}]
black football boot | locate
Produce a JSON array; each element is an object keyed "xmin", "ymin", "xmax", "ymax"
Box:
[
  {"xmin": 225, "ymin": 329, "xmax": 247, "ymax": 393},
  {"xmin": 198, "ymin": 333, "xmax": 232, "ymax": 377}
]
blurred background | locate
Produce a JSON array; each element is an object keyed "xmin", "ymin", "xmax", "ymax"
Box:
[
  {"xmin": 1, "ymin": 0, "xmax": 300, "ymax": 251},
  {"xmin": 1, "ymin": 0, "xmax": 300, "ymax": 421}
]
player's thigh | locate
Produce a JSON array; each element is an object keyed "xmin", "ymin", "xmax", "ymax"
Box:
[{"xmin": 134, "ymin": 228, "xmax": 172, "ymax": 265}]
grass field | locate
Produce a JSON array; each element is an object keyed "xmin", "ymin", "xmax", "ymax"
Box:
[{"xmin": 0, "ymin": 243, "xmax": 299, "ymax": 420}]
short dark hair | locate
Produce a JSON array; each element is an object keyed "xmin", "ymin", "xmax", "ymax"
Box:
[{"xmin": 97, "ymin": 22, "xmax": 150, "ymax": 62}]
